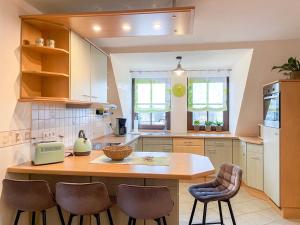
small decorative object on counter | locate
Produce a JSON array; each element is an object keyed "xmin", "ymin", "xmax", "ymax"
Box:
[
  {"xmin": 35, "ymin": 37, "xmax": 44, "ymax": 47},
  {"xmin": 272, "ymin": 57, "xmax": 300, "ymax": 79},
  {"xmin": 205, "ymin": 121, "xmax": 213, "ymax": 132},
  {"xmin": 46, "ymin": 39, "xmax": 55, "ymax": 48},
  {"xmin": 73, "ymin": 130, "xmax": 92, "ymax": 156},
  {"xmin": 193, "ymin": 120, "xmax": 200, "ymax": 131},
  {"xmin": 102, "ymin": 145, "xmax": 133, "ymax": 161},
  {"xmin": 215, "ymin": 121, "xmax": 223, "ymax": 132}
]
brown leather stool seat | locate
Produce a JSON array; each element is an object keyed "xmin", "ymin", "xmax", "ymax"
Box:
[
  {"xmin": 188, "ymin": 163, "xmax": 242, "ymax": 225},
  {"xmin": 56, "ymin": 182, "xmax": 114, "ymax": 225},
  {"xmin": 2, "ymin": 179, "xmax": 64, "ymax": 225},
  {"xmin": 117, "ymin": 184, "xmax": 174, "ymax": 225}
]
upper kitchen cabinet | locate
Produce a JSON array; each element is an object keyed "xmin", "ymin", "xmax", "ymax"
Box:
[
  {"xmin": 70, "ymin": 32, "xmax": 91, "ymax": 102},
  {"xmin": 90, "ymin": 45, "xmax": 108, "ymax": 103},
  {"xmin": 20, "ymin": 19, "xmax": 70, "ymax": 101},
  {"xmin": 70, "ymin": 32, "xmax": 108, "ymax": 103}
]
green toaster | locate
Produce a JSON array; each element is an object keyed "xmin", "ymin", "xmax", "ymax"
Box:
[{"xmin": 33, "ymin": 141, "xmax": 65, "ymax": 165}]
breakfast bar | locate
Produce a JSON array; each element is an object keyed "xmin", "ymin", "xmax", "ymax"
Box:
[{"xmin": 7, "ymin": 151, "xmax": 215, "ymax": 225}]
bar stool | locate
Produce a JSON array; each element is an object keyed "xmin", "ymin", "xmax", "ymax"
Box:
[
  {"xmin": 117, "ymin": 184, "xmax": 174, "ymax": 225},
  {"xmin": 56, "ymin": 182, "xmax": 114, "ymax": 225},
  {"xmin": 188, "ymin": 163, "xmax": 242, "ymax": 225},
  {"xmin": 2, "ymin": 179, "xmax": 64, "ymax": 225}
]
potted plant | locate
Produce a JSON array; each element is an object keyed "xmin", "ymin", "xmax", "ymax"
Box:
[
  {"xmin": 205, "ymin": 121, "xmax": 213, "ymax": 132},
  {"xmin": 193, "ymin": 120, "xmax": 200, "ymax": 131},
  {"xmin": 215, "ymin": 121, "xmax": 223, "ymax": 132},
  {"xmin": 272, "ymin": 57, "xmax": 300, "ymax": 79}
]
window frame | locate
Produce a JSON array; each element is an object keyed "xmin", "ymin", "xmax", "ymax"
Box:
[
  {"xmin": 132, "ymin": 78, "xmax": 171, "ymax": 130},
  {"xmin": 187, "ymin": 77, "xmax": 229, "ymax": 131}
]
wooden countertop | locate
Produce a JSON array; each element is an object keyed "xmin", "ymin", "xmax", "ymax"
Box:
[
  {"xmin": 7, "ymin": 151, "xmax": 215, "ymax": 180},
  {"xmin": 93, "ymin": 134, "xmax": 140, "ymax": 145},
  {"xmin": 239, "ymin": 136, "xmax": 263, "ymax": 145}
]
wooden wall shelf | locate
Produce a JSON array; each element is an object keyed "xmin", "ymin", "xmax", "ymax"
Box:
[
  {"xmin": 22, "ymin": 45, "xmax": 69, "ymax": 55},
  {"xmin": 19, "ymin": 97, "xmax": 92, "ymax": 106},
  {"xmin": 22, "ymin": 70, "xmax": 69, "ymax": 78}
]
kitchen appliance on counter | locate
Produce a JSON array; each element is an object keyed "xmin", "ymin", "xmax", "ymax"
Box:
[
  {"xmin": 114, "ymin": 118, "xmax": 127, "ymax": 136},
  {"xmin": 263, "ymin": 82, "xmax": 280, "ymax": 128},
  {"xmin": 73, "ymin": 130, "xmax": 92, "ymax": 156},
  {"xmin": 33, "ymin": 141, "xmax": 65, "ymax": 165}
]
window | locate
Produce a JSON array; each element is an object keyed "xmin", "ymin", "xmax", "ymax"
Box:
[
  {"xmin": 187, "ymin": 77, "xmax": 229, "ymax": 130},
  {"xmin": 132, "ymin": 78, "xmax": 171, "ymax": 130}
]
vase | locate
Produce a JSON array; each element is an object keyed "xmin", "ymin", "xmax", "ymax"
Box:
[
  {"xmin": 205, "ymin": 125, "xmax": 211, "ymax": 132},
  {"xmin": 216, "ymin": 126, "xmax": 222, "ymax": 132},
  {"xmin": 194, "ymin": 125, "xmax": 200, "ymax": 131},
  {"xmin": 290, "ymin": 71, "xmax": 300, "ymax": 80}
]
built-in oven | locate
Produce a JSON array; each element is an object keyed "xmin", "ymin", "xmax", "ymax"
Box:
[{"xmin": 263, "ymin": 82, "xmax": 280, "ymax": 128}]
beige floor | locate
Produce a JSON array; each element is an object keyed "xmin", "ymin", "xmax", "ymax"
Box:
[{"xmin": 179, "ymin": 182, "xmax": 300, "ymax": 225}]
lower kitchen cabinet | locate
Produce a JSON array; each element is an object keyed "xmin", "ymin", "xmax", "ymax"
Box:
[
  {"xmin": 246, "ymin": 143, "xmax": 264, "ymax": 191},
  {"xmin": 142, "ymin": 138, "xmax": 173, "ymax": 152},
  {"xmin": 128, "ymin": 138, "xmax": 142, "ymax": 151},
  {"xmin": 173, "ymin": 138, "xmax": 204, "ymax": 155},
  {"xmin": 205, "ymin": 139, "xmax": 233, "ymax": 172},
  {"xmin": 233, "ymin": 140, "xmax": 247, "ymax": 183}
]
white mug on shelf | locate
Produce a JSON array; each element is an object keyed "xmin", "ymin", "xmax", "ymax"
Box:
[
  {"xmin": 35, "ymin": 38, "xmax": 44, "ymax": 47},
  {"xmin": 46, "ymin": 39, "xmax": 55, "ymax": 48}
]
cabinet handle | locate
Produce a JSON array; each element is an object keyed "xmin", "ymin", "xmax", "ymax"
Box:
[
  {"xmin": 184, "ymin": 141, "xmax": 192, "ymax": 144},
  {"xmin": 91, "ymin": 96, "xmax": 98, "ymax": 98},
  {"xmin": 82, "ymin": 94, "xmax": 90, "ymax": 97},
  {"xmin": 251, "ymin": 156, "xmax": 260, "ymax": 160}
]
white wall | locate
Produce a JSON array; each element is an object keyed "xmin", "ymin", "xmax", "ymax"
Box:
[{"xmin": 229, "ymin": 50, "xmax": 253, "ymax": 134}]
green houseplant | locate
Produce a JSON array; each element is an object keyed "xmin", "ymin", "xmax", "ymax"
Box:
[
  {"xmin": 272, "ymin": 57, "xmax": 300, "ymax": 79},
  {"xmin": 193, "ymin": 120, "xmax": 200, "ymax": 131},
  {"xmin": 205, "ymin": 121, "xmax": 213, "ymax": 132},
  {"xmin": 215, "ymin": 121, "xmax": 224, "ymax": 132}
]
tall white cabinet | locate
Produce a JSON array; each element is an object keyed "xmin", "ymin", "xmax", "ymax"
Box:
[
  {"xmin": 71, "ymin": 32, "xmax": 108, "ymax": 103},
  {"xmin": 263, "ymin": 126, "xmax": 280, "ymax": 206}
]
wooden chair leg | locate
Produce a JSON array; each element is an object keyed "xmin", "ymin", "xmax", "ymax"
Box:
[
  {"xmin": 67, "ymin": 214, "xmax": 74, "ymax": 225},
  {"xmin": 56, "ymin": 205, "xmax": 65, "ymax": 225},
  {"xmin": 162, "ymin": 217, "xmax": 167, "ymax": 225},
  {"xmin": 107, "ymin": 209, "xmax": 114, "ymax": 225},
  {"xmin": 42, "ymin": 210, "xmax": 47, "ymax": 225},
  {"xmin": 202, "ymin": 202, "xmax": 208, "ymax": 225},
  {"xmin": 79, "ymin": 215, "xmax": 83, "ymax": 225},
  {"xmin": 188, "ymin": 199, "xmax": 197, "ymax": 225},
  {"xmin": 94, "ymin": 214, "xmax": 101, "ymax": 225},
  {"xmin": 227, "ymin": 200, "xmax": 236, "ymax": 225},
  {"xmin": 218, "ymin": 201, "xmax": 224, "ymax": 225},
  {"xmin": 31, "ymin": 211, "xmax": 36, "ymax": 225},
  {"xmin": 13, "ymin": 210, "xmax": 23, "ymax": 225}
]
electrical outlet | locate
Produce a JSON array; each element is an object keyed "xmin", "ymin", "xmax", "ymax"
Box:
[
  {"xmin": 25, "ymin": 131, "xmax": 31, "ymax": 141},
  {"xmin": 15, "ymin": 132, "xmax": 22, "ymax": 144}
]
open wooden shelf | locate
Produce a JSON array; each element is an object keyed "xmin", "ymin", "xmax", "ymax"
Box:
[
  {"xmin": 19, "ymin": 97, "xmax": 92, "ymax": 106},
  {"xmin": 22, "ymin": 70, "xmax": 69, "ymax": 78},
  {"xmin": 22, "ymin": 44, "xmax": 69, "ymax": 55}
]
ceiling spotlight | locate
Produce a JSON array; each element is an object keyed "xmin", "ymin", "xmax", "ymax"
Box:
[
  {"xmin": 153, "ymin": 23, "xmax": 161, "ymax": 30},
  {"xmin": 93, "ymin": 25, "xmax": 102, "ymax": 32},
  {"xmin": 173, "ymin": 56, "xmax": 185, "ymax": 76},
  {"xmin": 122, "ymin": 24, "xmax": 131, "ymax": 31}
]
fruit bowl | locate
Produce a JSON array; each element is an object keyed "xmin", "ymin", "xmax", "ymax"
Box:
[{"xmin": 102, "ymin": 145, "xmax": 133, "ymax": 161}]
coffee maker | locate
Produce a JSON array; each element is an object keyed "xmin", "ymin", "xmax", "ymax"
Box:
[{"xmin": 115, "ymin": 118, "xmax": 127, "ymax": 136}]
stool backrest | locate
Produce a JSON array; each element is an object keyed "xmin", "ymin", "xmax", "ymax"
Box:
[
  {"xmin": 117, "ymin": 184, "xmax": 174, "ymax": 220},
  {"xmin": 2, "ymin": 179, "xmax": 55, "ymax": 211},
  {"xmin": 216, "ymin": 163, "xmax": 242, "ymax": 199},
  {"xmin": 56, "ymin": 182, "xmax": 111, "ymax": 215}
]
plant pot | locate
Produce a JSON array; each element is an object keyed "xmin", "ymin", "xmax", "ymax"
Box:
[
  {"xmin": 216, "ymin": 126, "xmax": 222, "ymax": 132},
  {"xmin": 194, "ymin": 125, "xmax": 200, "ymax": 131},
  {"xmin": 290, "ymin": 71, "xmax": 300, "ymax": 80},
  {"xmin": 205, "ymin": 125, "xmax": 211, "ymax": 132}
]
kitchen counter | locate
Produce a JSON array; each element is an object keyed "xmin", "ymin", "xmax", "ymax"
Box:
[
  {"xmin": 138, "ymin": 131, "xmax": 238, "ymax": 139},
  {"xmin": 7, "ymin": 151, "xmax": 214, "ymax": 180},
  {"xmin": 239, "ymin": 136, "xmax": 263, "ymax": 145},
  {"xmin": 92, "ymin": 133, "xmax": 140, "ymax": 145}
]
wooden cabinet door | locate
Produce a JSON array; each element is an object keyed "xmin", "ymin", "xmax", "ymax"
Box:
[
  {"xmin": 247, "ymin": 145, "xmax": 263, "ymax": 191},
  {"xmin": 233, "ymin": 140, "xmax": 247, "ymax": 182},
  {"xmin": 90, "ymin": 45, "xmax": 107, "ymax": 103},
  {"xmin": 173, "ymin": 145, "xmax": 204, "ymax": 155},
  {"xmin": 143, "ymin": 144, "xmax": 172, "ymax": 152},
  {"xmin": 70, "ymin": 32, "xmax": 91, "ymax": 102}
]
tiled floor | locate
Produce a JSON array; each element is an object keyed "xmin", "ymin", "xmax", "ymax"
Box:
[{"xmin": 179, "ymin": 182, "xmax": 300, "ymax": 225}]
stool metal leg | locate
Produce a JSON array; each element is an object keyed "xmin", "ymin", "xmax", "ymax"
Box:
[
  {"xmin": 188, "ymin": 199, "xmax": 197, "ymax": 225},
  {"xmin": 128, "ymin": 217, "xmax": 132, "ymax": 225},
  {"xmin": 67, "ymin": 214, "xmax": 74, "ymax": 225},
  {"xmin": 218, "ymin": 201, "xmax": 224, "ymax": 225},
  {"xmin": 132, "ymin": 218, "xmax": 136, "ymax": 225},
  {"xmin": 14, "ymin": 210, "xmax": 22, "ymax": 225},
  {"xmin": 42, "ymin": 210, "xmax": 47, "ymax": 225},
  {"xmin": 227, "ymin": 200, "xmax": 236, "ymax": 225},
  {"xmin": 32, "ymin": 211, "xmax": 36, "ymax": 225},
  {"xmin": 162, "ymin": 217, "xmax": 167, "ymax": 225},
  {"xmin": 154, "ymin": 218, "xmax": 161, "ymax": 225},
  {"xmin": 79, "ymin": 216, "xmax": 83, "ymax": 225},
  {"xmin": 94, "ymin": 214, "xmax": 101, "ymax": 225},
  {"xmin": 202, "ymin": 202, "xmax": 208, "ymax": 225},
  {"xmin": 57, "ymin": 205, "xmax": 65, "ymax": 225},
  {"xmin": 107, "ymin": 209, "xmax": 114, "ymax": 225}
]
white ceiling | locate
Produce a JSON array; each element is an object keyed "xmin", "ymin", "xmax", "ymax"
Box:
[
  {"xmin": 24, "ymin": 0, "xmax": 300, "ymax": 47},
  {"xmin": 111, "ymin": 49, "xmax": 251, "ymax": 71}
]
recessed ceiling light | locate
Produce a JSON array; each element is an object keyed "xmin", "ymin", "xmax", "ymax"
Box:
[
  {"xmin": 93, "ymin": 25, "xmax": 102, "ymax": 32},
  {"xmin": 122, "ymin": 24, "xmax": 131, "ymax": 31},
  {"xmin": 153, "ymin": 23, "xmax": 161, "ymax": 30}
]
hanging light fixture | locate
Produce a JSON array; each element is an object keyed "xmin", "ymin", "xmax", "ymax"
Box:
[{"xmin": 173, "ymin": 56, "xmax": 185, "ymax": 76}]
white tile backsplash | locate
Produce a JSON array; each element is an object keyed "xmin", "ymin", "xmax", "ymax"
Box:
[{"xmin": 31, "ymin": 103, "xmax": 112, "ymax": 147}]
